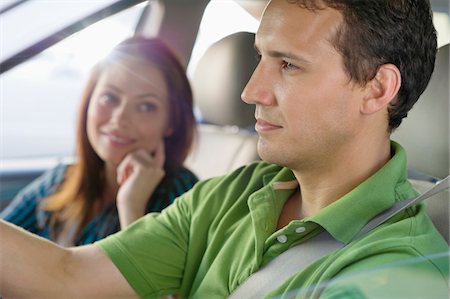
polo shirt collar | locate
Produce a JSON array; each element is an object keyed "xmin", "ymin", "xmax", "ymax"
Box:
[
  {"xmin": 263, "ymin": 141, "xmax": 414, "ymax": 244},
  {"xmin": 263, "ymin": 166, "xmax": 296, "ymax": 188},
  {"xmin": 308, "ymin": 141, "xmax": 415, "ymax": 243}
]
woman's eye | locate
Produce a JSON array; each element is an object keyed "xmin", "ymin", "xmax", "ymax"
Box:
[
  {"xmin": 255, "ymin": 53, "xmax": 262, "ymax": 62},
  {"xmin": 139, "ymin": 102, "xmax": 157, "ymax": 112},
  {"xmin": 99, "ymin": 93, "xmax": 119, "ymax": 105}
]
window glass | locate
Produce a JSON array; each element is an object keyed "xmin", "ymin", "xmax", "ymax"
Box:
[
  {"xmin": 0, "ymin": 4, "xmax": 146, "ymax": 165},
  {"xmin": 1, "ymin": 0, "xmax": 121, "ymax": 62}
]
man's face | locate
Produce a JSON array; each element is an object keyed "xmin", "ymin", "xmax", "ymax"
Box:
[{"xmin": 241, "ymin": 0, "xmax": 367, "ymax": 172}]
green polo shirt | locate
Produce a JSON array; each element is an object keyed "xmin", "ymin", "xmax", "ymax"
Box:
[{"xmin": 97, "ymin": 142, "xmax": 449, "ymax": 298}]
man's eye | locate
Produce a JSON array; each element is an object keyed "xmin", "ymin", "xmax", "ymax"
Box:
[
  {"xmin": 281, "ymin": 61, "xmax": 298, "ymax": 70},
  {"xmin": 139, "ymin": 102, "xmax": 157, "ymax": 112}
]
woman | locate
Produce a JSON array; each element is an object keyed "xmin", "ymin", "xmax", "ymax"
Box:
[{"xmin": 1, "ymin": 36, "xmax": 198, "ymax": 246}]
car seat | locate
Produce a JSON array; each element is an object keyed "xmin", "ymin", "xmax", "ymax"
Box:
[
  {"xmin": 392, "ymin": 43, "xmax": 449, "ymax": 243},
  {"xmin": 185, "ymin": 32, "xmax": 259, "ymax": 180}
]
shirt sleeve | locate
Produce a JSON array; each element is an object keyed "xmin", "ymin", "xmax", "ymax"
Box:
[{"xmin": 96, "ymin": 188, "xmax": 194, "ymax": 298}]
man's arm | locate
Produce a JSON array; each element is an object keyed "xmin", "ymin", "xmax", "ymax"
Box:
[{"xmin": 0, "ymin": 219, "xmax": 137, "ymax": 298}]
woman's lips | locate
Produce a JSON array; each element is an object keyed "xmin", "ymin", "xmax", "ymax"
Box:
[
  {"xmin": 104, "ymin": 132, "xmax": 135, "ymax": 147},
  {"xmin": 255, "ymin": 118, "xmax": 282, "ymax": 132}
]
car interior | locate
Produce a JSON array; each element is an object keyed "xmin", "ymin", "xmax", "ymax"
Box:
[
  {"xmin": 392, "ymin": 43, "xmax": 449, "ymax": 242},
  {"xmin": 185, "ymin": 31, "xmax": 259, "ymax": 180},
  {"xmin": 0, "ymin": 0, "xmax": 449, "ymax": 245}
]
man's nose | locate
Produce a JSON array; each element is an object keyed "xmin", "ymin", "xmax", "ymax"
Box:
[{"xmin": 241, "ymin": 62, "xmax": 275, "ymax": 106}]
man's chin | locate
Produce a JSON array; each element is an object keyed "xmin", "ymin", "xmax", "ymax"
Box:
[
  {"xmin": 258, "ymin": 143, "xmax": 293, "ymax": 170},
  {"xmin": 258, "ymin": 143, "xmax": 280, "ymax": 165}
]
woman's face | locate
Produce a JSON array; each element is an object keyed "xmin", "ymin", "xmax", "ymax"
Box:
[{"xmin": 87, "ymin": 56, "xmax": 172, "ymax": 167}]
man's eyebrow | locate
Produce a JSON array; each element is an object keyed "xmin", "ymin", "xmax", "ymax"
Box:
[{"xmin": 254, "ymin": 44, "xmax": 311, "ymax": 64}]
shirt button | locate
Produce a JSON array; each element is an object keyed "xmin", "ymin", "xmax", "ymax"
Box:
[
  {"xmin": 295, "ymin": 227, "xmax": 306, "ymax": 233},
  {"xmin": 277, "ymin": 235, "xmax": 288, "ymax": 243}
]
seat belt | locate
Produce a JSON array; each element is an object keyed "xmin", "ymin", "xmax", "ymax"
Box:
[
  {"xmin": 228, "ymin": 230, "xmax": 343, "ymax": 299},
  {"xmin": 228, "ymin": 176, "xmax": 449, "ymax": 299}
]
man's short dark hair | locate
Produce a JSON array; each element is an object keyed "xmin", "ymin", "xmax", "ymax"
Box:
[{"xmin": 289, "ymin": 0, "xmax": 437, "ymax": 131}]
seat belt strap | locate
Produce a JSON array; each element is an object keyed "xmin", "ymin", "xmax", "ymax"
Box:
[
  {"xmin": 228, "ymin": 176, "xmax": 449, "ymax": 299},
  {"xmin": 228, "ymin": 230, "xmax": 343, "ymax": 299},
  {"xmin": 350, "ymin": 176, "xmax": 449, "ymax": 242}
]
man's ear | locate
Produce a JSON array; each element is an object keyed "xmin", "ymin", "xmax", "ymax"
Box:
[{"xmin": 361, "ymin": 64, "xmax": 401, "ymax": 115}]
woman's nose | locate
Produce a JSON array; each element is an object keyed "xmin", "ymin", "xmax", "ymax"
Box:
[{"xmin": 111, "ymin": 102, "xmax": 131, "ymax": 126}]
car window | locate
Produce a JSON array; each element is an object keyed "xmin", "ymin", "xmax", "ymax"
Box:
[{"xmin": 0, "ymin": 3, "xmax": 146, "ymax": 166}]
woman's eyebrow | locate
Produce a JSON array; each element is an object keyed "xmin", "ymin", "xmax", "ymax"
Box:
[
  {"xmin": 135, "ymin": 93, "xmax": 164, "ymax": 100},
  {"xmin": 103, "ymin": 84, "xmax": 165, "ymax": 101},
  {"xmin": 103, "ymin": 84, "xmax": 121, "ymax": 92}
]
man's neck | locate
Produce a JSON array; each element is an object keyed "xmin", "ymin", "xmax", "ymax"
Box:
[{"xmin": 287, "ymin": 139, "xmax": 391, "ymax": 221}]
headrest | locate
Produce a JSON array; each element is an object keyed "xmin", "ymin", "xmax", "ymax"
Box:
[
  {"xmin": 392, "ymin": 43, "xmax": 449, "ymax": 179},
  {"xmin": 191, "ymin": 31, "xmax": 257, "ymax": 128}
]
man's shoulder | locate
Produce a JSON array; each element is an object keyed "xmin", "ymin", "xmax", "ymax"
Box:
[
  {"xmin": 311, "ymin": 211, "xmax": 449, "ymax": 299},
  {"xmin": 320, "ymin": 254, "xmax": 449, "ymax": 299}
]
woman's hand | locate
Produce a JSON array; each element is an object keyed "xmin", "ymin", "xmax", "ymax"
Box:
[{"xmin": 116, "ymin": 142, "xmax": 165, "ymax": 228}]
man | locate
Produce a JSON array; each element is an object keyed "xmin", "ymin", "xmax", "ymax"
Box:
[{"xmin": 1, "ymin": 0, "xmax": 447, "ymax": 298}]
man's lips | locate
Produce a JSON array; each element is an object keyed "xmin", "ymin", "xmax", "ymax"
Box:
[{"xmin": 255, "ymin": 118, "xmax": 282, "ymax": 132}]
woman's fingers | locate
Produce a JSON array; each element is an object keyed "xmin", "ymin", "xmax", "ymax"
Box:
[
  {"xmin": 115, "ymin": 144, "xmax": 167, "ymax": 227},
  {"xmin": 116, "ymin": 143, "xmax": 166, "ymax": 186},
  {"xmin": 117, "ymin": 154, "xmax": 133, "ymax": 185}
]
